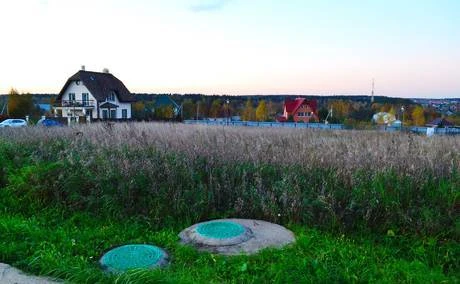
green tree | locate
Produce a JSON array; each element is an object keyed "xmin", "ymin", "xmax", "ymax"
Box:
[
  {"xmin": 267, "ymin": 100, "xmax": 277, "ymax": 120},
  {"xmin": 255, "ymin": 100, "xmax": 268, "ymax": 121},
  {"xmin": 7, "ymin": 88, "xmax": 34, "ymax": 118},
  {"xmin": 209, "ymin": 99, "xmax": 222, "ymax": 118},
  {"xmin": 181, "ymin": 99, "xmax": 195, "ymax": 120},
  {"xmin": 132, "ymin": 101, "xmax": 146, "ymax": 120},
  {"xmin": 155, "ymin": 105, "xmax": 175, "ymax": 120},
  {"xmin": 318, "ymin": 107, "xmax": 329, "ymax": 122},
  {"xmin": 242, "ymin": 99, "xmax": 255, "ymax": 121}
]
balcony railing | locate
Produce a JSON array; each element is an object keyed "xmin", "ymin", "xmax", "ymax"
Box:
[{"xmin": 58, "ymin": 100, "xmax": 95, "ymax": 107}]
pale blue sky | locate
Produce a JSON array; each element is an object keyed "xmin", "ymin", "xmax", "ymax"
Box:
[{"xmin": 0, "ymin": 0, "xmax": 459, "ymax": 97}]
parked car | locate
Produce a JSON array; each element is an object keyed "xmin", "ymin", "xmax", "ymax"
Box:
[
  {"xmin": 0, "ymin": 119, "xmax": 27, "ymax": 128},
  {"xmin": 36, "ymin": 118, "xmax": 64, "ymax": 127}
]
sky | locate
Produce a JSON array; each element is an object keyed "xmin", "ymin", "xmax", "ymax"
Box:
[{"xmin": 0, "ymin": 0, "xmax": 459, "ymax": 98}]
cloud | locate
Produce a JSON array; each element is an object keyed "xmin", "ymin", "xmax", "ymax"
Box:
[{"xmin": 189, "ymin": 0, "xmax": 231, "ymax": 12}]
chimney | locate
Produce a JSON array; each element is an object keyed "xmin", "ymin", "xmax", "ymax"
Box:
[
  {"xmin": 102, "ymin": 68, "xmax": 110, "ymax": 73},
  {"xmin": 81, "ymin": 65, "xmax": 85, "ymax": 71}
]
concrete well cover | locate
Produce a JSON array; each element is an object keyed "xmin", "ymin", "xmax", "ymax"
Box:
[
  {"xmin": 99, "ymin": 244, "xmax": 168, "ymax": 273},
  {"xmin": 179, "ymin": 219, "xmax": 295, "ymax": 255}
]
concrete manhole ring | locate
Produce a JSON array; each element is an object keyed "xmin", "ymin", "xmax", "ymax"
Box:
[
  {"xmin": 179, "ymin": 219, "xmax": 295, "ymax": 255},
  {"xmin": 99, "ymin": 244, "xmax": 169, "ymax": 273}
]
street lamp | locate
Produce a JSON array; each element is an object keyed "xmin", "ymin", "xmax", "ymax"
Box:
[
  {"xmin": 226, "ymin": 99, "xmax": 230, "ymax": 126},
  {"xmin": 400, "ymin": 106, "xmax": 405, "ymax": 129}
]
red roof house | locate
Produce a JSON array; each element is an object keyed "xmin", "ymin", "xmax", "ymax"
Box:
[{"xmin": 276, "ymin": 98, "xmax": 318, "ymax": 123}]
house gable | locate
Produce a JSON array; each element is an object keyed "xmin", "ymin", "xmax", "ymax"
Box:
[{"xmin": 61, "ymin": 81, "xmax": 97, "ymax": 103}]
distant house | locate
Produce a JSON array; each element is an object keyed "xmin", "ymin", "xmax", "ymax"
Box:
[
  {"xmin": 276, "ymin": 98, "xmax": 318, "ymax": 123},
  {"xmin": 426, "ymin": 118, "xmax": 454, "ymax": 128},
  {"xmin": 54, "ymin": 68, "xmax": 135, "ymax": 120}
]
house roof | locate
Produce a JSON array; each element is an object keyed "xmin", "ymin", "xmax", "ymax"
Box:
[
  {"xmin": 284, "ymin": 98, "xmax": 317, "ymax": 114},
  {"xmin": 57, "ymin": 70, "xmax": 135, "ymax": 103},
  {"xmin": 154, "ymin": 95, "xmax": 180, "ymax": 109},
  {"xmin": 427, "ymin": 118, "xmax": 454, "ymax": 127}
]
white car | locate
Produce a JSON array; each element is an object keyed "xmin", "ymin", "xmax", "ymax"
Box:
[{"xmin": 0, "ymin": 119, "xmax": 27, "ymax": 128}]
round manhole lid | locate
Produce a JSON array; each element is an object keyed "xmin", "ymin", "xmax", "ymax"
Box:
[
  {"xmin": 186, "ymin": 221, "xmax": 253, "ymax": 246},
  {"xmin": 196, "ymin": 221, "xmax": 246, "ymax": 239},
  {"xmin": 99, "ymin": 244, "xmax": 168, "ymax": 273}
]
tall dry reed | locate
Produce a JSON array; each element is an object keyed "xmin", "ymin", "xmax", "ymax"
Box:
[{"xmin": 2, "ymin": 122, "xmax": 458, "ymax": 180}]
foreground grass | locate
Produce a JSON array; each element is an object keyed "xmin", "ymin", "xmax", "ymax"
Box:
[
  {"xmin": 0, "ymin": 124, "xmax": 458, "ymax": 282},
  {"xmin": 0, "ymin": 209, "xmax": 458, "ymax": 283}
]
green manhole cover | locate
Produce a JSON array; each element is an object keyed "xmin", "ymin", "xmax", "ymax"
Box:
[
  {"xmin": 196, "ymin": 221, "xmax": 246, "ymax": 239},
  {"xmin": 99, "ymin": 244, "xmax": 168, "ymax": 273}
]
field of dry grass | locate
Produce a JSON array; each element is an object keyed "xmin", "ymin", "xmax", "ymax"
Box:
[
  {"xmin": 3, "ymin": 122, "xmax": 459, "ymax": 179},
  {"xmin": 0, "ymin": 122, "xmax": 458, "ymax": 237}
]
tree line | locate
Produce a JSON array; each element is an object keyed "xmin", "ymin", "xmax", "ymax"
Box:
[{"xmin": 2, "ymin": 89, "xmax": 457, "ymax": 126}]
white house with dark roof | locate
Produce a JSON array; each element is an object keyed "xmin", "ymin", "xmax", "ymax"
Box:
[{"xmin": 54, "ymin": 68, "xmax": 135, "ymax": 120}]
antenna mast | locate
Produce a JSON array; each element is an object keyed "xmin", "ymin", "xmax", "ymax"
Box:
[{"xmin": 371, "ymin": 78, "xmax": 375, "ymax": 103}]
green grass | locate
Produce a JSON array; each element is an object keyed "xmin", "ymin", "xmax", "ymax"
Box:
[
  {"xmin": 1, "ymin": 139, "xmax": 458, "ymax": 238},
  {"xmin": 0, "ymin": 125, "xmax": 459, "ymax": 282},
  {"xmin": 1, "ymin": 209, "xmax": 458, "ymax": 283}
]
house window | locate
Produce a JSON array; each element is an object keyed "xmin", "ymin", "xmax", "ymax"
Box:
[
  {"xmin": 102, "ymin": 110, "xmax": 108, "ymax": 119},
  {"xmin": 68, "ymin": 93, "xmax": 76, "ymax": 101},
  {"xmin": 297, "ymin": 112, "xmax": 304, "ymax": 117},
  {"xmin": 122, "ymin": 109, "xmax": 127, "ymax": 119},
  {"xmin": 108, "ymin": 92, "xmax": 116, "ymax": 102},
  {"xmin": 82, "ymin": 93, "xmax": 89, "ymax": 106},
  {"xmin": 110, "ymin": 109, "xmax": 117, "ymax": 119}
]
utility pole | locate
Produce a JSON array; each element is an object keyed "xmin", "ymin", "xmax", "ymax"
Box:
[{"xmin": 325, "ymin": 107, "xmax": 333, "ymax": 124}]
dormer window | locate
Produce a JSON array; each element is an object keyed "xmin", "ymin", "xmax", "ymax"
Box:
[{"xmin": 108, "ymin": 91, "xmax": 116, "ymax": 102}]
